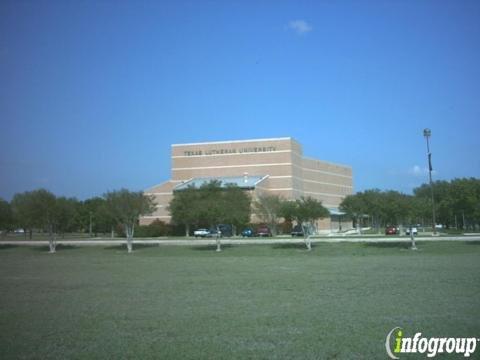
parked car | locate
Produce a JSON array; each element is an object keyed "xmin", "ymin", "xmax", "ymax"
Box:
[
  {"xmin": 405, "ymin": 227, "xmax": 418, "ymax": 236},
  {"xmin": 241, "ymin": 228, "xmax": 254, "ymax": 237},
  {"xmin": 291, "ymin": 224, "xmax": 304, "ymax": 237},
  {"xmin": 194, "ymin": 228, "xmax": 210, "ymax": 238},
  {"xmin": 207, "ymin": 228, "xmax": 221, "ymax": 237},
  {"xmin": 217, "ymin": 224, "xmax": 232, "ymax": 237},
  {"xmin": 256, "ymin": 225, "xmax": 272, "ymax": 237},
  {"xmin": 385, "ymin": 226, "xmax": 398, "ymax": 235}
]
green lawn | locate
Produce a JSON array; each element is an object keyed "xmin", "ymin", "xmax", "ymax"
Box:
[{"xmin": 0, "ymin": 242, "xmax": 479, "ymax": 359}]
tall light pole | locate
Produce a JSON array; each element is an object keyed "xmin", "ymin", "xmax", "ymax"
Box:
[{"xmin": 423, "ymin": 128, "xmax": 437, "ymax": 235}]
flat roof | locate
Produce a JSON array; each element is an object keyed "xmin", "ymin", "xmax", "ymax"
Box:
[
  {"xmin": 172, "ymin": 137, "xmax": 294, "ymax": 147},
  {"xmin": 174, "ymin": 175, "xmax": 267, "ymax": 190},
  {"xmin": 328, "ymin": 208, "xmax": 346, "ymax": 216},
  {"xmin": 302, "ymin": 155, "xmax": 353, "ymax": 170}
]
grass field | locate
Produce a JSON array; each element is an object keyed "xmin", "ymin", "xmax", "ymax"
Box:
[{"xmin": 0, "ymin": 242, "xmax": 479, "ymax": 359}]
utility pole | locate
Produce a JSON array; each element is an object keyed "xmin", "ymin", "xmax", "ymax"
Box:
[{"xmin": 423, "ymin": 128, "xmax": 437, "ymax": 235}]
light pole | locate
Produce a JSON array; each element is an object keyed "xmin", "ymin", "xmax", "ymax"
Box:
[{"xmin": 423, "ymin": 128, "xmax": 437, "ymax": 235}]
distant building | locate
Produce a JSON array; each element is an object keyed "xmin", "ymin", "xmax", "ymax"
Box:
[{"xmin": 140, "ymin": 137, "xmax": 353, "ymax": 232}]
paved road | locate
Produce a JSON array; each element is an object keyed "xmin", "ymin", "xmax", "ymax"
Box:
[{"xmin": 1, "ymin": 235, "xmax": 479, "ymax": 247}]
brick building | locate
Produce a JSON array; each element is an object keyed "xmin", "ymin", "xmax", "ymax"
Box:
[{"xmin": 140, "ymin": 137, "xmax": 353, "ymax": 232}]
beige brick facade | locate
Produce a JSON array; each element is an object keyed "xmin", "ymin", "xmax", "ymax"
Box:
[{"xmin": 140, "ymin": 137, "xmax": 353, "ymax": 231}]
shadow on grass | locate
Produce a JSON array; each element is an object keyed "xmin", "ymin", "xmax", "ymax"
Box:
[
  {"xmin": 0, "ymin": 244, "xmax": 19, "ymax": 250},
  {"xmin": 272, "ymin": 243, "xmax": 308, "ymax": 250},
  {"xmin": 465, "ymin": 241, "xmax": 480, "ymax": 245},
  {"xmin": 31, "ymin": 244, "xmax": 80, "ymax": 252},
  {"xmin": 103, "ymin": 243, "xmax": 159, "ymax": 251},
  {"xmin": 190, "ymin": 244, "xmax": 234, "ymax": 251},
  {"xmin": 103, "ymin": 244, "xmax": 125, "ymax": 251},
  {"xmin": 363, "ymin": 242, "xmax": 411, "ymax": 249}
]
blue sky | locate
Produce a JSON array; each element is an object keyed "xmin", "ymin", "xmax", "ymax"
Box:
[{"xmin": 1, "ymin": 0, "xmax": 479, "ymax": 200}]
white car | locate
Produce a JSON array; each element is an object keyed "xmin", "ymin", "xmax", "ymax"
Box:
[
  {"xmin": 405, "ymin": 227, "xmax": 418, "ymax": 236},
  {"xmin": 194, "ymin": 228, "xmax": 210, "ymax": 238}
]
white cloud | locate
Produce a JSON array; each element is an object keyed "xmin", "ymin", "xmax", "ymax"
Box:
[
  {"xmin": 288, "ymin": 20, "xmax": 312, "ymax": 35},
  {"xmin": 409, "ymin": 165, "xmax": 424, "ymax": 176},
  {"xmin": 408, "ymin": 165, "xmax": 437, "ymax": 177}
]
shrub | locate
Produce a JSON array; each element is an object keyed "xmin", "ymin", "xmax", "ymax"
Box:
[{"xmin": 133, "ymin": 220, "xmax": 172, "ymax": 238}]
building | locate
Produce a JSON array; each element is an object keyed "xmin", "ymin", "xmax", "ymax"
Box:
[{"xmin": 140, "ymin": 137, "xmax": 353, "ymax": 232}]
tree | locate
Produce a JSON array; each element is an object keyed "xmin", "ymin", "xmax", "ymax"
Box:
[
  {"xmin": 32, "ymin": 189, "xmax": 58, "ymax": 253},
  {"xmin": 77, "ymin": 197, "xmax": 102, "ymax": 236},
  {"xmin": 0, "ymin": 198, "xmax": 14, "ymax": 238},
  {"xmin": 220, "ymin": 184, "xmax": 251, "ymax": 236},
  {"xmin": 55, "ymin": 197, "xmax": 80, "ymax": 237},
  {"xmin": 194, "ymin": 181, "xmax": 250, "ymax": 251},
  {"xmin": 12, "ymin": 189, "xmax": 59, "ymax": 251},
  {"xmin": 339, "ymin": 193, "xmax": 366, "ymax": 233},
  {"xmin": 168, "ymin": 186, "xmax": 202, "ymax": 236},
  {"xmin": 291, "ymin": 197, "xmax": 329, "ymax": 250},
  {"xmin": 195, "ymin": 180, "xmax": 224, "ymax": 228},
  {"xmin": 401, "ymin": 196, "xmax": 423, "ymax": 250},
  {"xmin": 170, "ymin": 181, "xmax": 251, "ymax": 250},
  {"xmin": 104, "ymin": 189, "xmax": 155, "ymax": 253},
  {"xmin": 278, "ymin": 199, "xmax": 297, "ymax": 233},
  {"xmin": 340, "ymin": 190, "xmax": 420, "ymax": 233},
  {"xmin": 134, "ymin": 219, "xmax": 171, "ymax": 237},
  {"xmin": 78, "ymin": 197, "xmax": 116, "ymax": 237},
  {"xmin": 414, "ymin": 178, "xmax": 480, "ymax": 230},
  {"xmin": 279, "ymin": 200, "xmax": 297, "ymax": 223},
  {"xmin": 361, "ymin": 189, "xmax": 383, "ymax": 232},
  {"xmin": 337, "ymin": 178, "xmax": 480, "ymax": 236},
  {"xmin": 11, "ymin": 191, "xmax": 36, "ymax": 239},
  {"xmin": 253, "ymin": 194, "xmax": 284, "ymax": 235},
  {"xmin": 96, "ymin": 200, "xmax": 118, "ymax": 238},
  {"xmin": 10, "ymin": 189, "xmax": 58, "ymax": 250},
  {"xmin": 448, "ymin": 178, "xmax": 480, "ymax": 230},
  {"xmin": 381, "ymin": 191, "xmax": 411, "ymax": 229}
]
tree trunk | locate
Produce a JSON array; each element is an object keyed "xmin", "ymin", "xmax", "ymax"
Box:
[
  {"xmin": 216, "ymin": 225, "xmax": 221, "ymax": 252},
  {"xmin": 111, "ymin": 226, "xmax": 114, "ymax": 238},
  {"xmin": 89, "ymin": 212, "xmax": 93, "ymax": 238},
  {"xmin": 302, "ymin": 223, "xmax": 312, "ymax": 251},
  {"xmin": 269, "ymin": 217, "xmax": 277, "ymax": 236},
  {"xmin": 410, "ymin": 226, "xmax": 417, "ymax": 250},
  {"xmin": 48, "ymin": 225, "xmax": 56, "ymax": 253},
  {"xmin": 125, "ymin": 224, "xmax": 133, "ymax": 253},
  {"xmin": 305, "ymin": 234, "xmax": 312, "ymax": 251}
]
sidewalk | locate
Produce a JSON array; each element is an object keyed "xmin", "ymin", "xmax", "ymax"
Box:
[{"xmin": 1, "ymin": 235, "xmax": 479, "ymax": 247}]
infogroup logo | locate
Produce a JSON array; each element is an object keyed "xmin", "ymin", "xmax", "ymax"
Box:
[{"xmin": 385, "ymin": 327, "xmax": 478, "ymax": 359}]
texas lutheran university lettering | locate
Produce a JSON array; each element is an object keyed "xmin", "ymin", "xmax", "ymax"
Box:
[{"xmin": 183, "ymin": 146, "xmax": 277, "ymax": 157}]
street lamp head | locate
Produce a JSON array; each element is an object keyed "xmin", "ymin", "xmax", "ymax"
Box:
[{"xmin": 423, "ymin": 128, "xmax": 431, "ymax": 138}]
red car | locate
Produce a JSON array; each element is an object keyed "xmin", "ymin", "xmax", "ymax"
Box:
[
  {"xmin": 385, "ymin": 226, "xmax": 398, "ymax": 235},
  {"xmin": 256, "ymin": 225, "xmax": 272, "ymax": 237}
]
